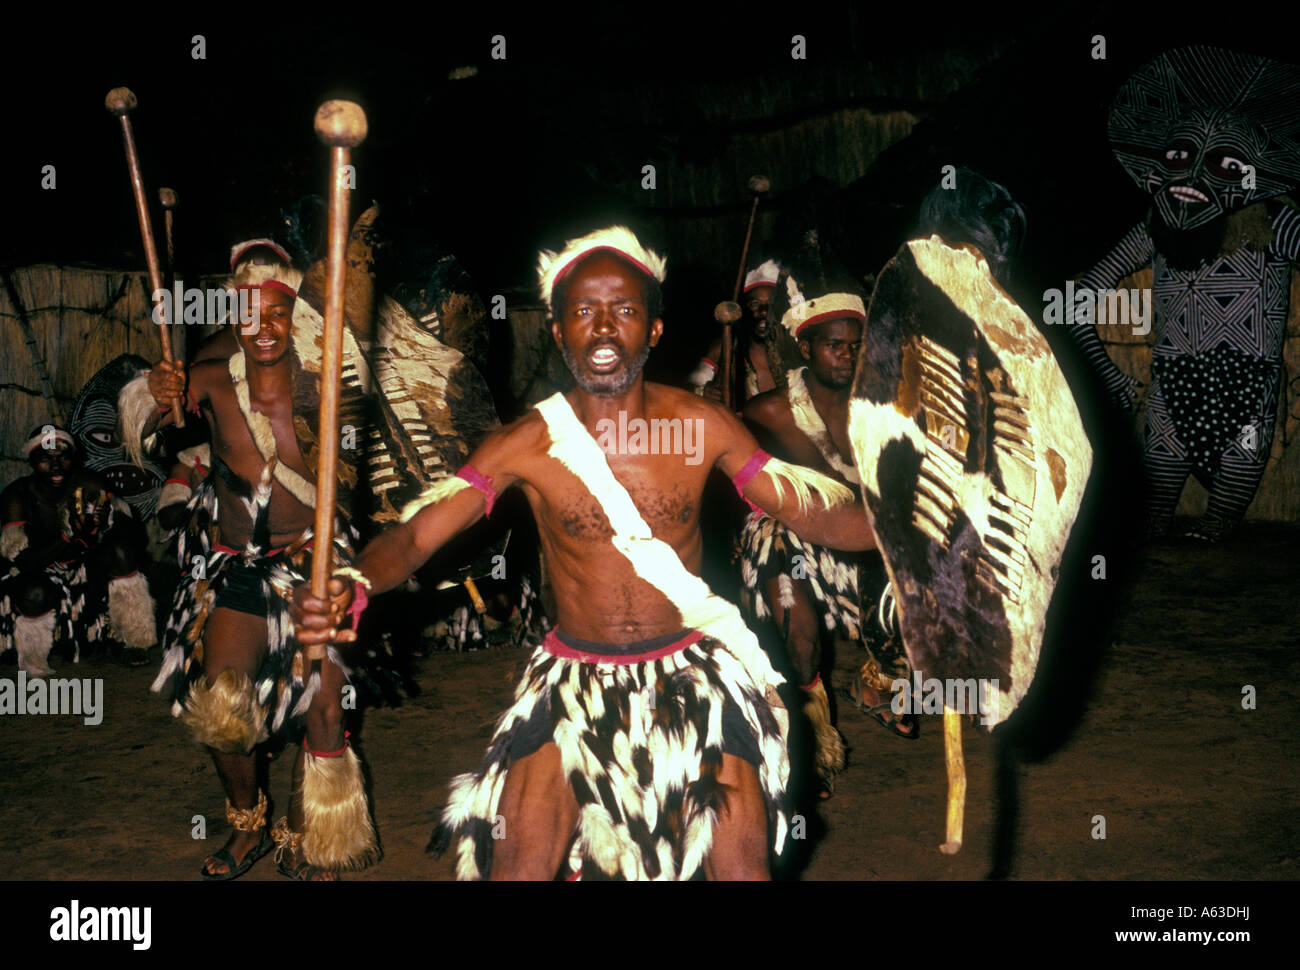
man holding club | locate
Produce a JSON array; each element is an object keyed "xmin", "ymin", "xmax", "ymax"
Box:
[
  {"xmin": 739, "ymin": 246, "xmax": 918, "ymax": 802},
  {"xmin": 691, "ymin": 258, "xmax": 780, "ymax": 403},
  {"xmin": 142, "ymin": 266, "xmax": 376, "ymax": 881},
  {"xmin": 135, "ymin": 102, "xmax": 380, "ymax": 882},
  {"xmin": 293, "ymin": 224, "xmax": 876, "ymax": 880}
]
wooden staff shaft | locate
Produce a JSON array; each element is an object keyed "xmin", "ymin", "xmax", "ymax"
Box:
[
  {"xmin": 720, "ymin": 322, "xmax": 734, "ymax": 410},
  {"xmin": 731, "ymin": 195, "xmax": 762, "ymax": 303},
  {"xmin": 940, "ymin": 705, "xmax": 966, "ymax": 854},
  {"xmin": 309, "ymin": 142, "xmax": 353, "ymax": 604},
  {"xmin": 163, "ymin": 211, "xmax": 175, "ymax": 286},
  {"xmin": 114, "ymin": 114, "xmax": 183, "ymax": 427},
  {"xmin": 721, "ymin": 194, "xmax": 762, "ymax": 409}
]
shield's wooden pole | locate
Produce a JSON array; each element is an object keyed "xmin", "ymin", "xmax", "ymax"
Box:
[
  {"xmin": 309, "ymin": 100, "xmax": 367, "ymax": 639},
  {"xmin": 105, "ymin": 88, "xmax": 184, "ymax": 427},
  {"xmin": 940, "ymin": 705, "xmax": 966, "ymax": 854},
  {"xmin": 719, "ymin": 175, "xmax": 769, "ymax": 409}
]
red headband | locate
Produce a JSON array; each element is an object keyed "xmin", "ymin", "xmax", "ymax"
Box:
[
  {"xmin": 552, "ymin": 246, "xmax": 658, "ymax": 288},
  {"xmin": 235, "ymin": 280, "xmax": 298, "ymax": 300},
  {"xmin": 794, "ymin": 307, "xmax": 866, "ymax": 338}
]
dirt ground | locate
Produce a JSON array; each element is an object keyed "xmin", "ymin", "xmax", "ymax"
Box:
[{"xmin": 3, "ymin": 522, "xmax": 1297, "ymax": 881}]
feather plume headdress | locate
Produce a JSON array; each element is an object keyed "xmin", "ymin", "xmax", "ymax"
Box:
[{"xmin": 743, "ymin": 259, "xmax": 781, "ymax": 293}]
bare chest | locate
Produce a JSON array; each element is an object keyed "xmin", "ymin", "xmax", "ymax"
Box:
[{"xmin": 535, "ymin": 448, "xmax": 703, "ymax": 543}]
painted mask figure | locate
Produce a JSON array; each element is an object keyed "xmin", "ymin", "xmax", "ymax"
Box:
[
  {"xmin": 1109, "ymin": 48, "xmax": 1300, "ymax": 233},
  {"xmin": 69, "ymin": 355, "xmax": 167, "ymax": 519},
  {"xmin": 1069, "ymin": 47, "xmax": 1300, "ymax": 541}
]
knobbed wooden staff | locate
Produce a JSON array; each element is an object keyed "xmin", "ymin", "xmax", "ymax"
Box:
[
  {"xmin": 713, "ymin": 174, "xmax": 770, "ymax": 409},
  {"xmin": 308, "ymin": 99, "xmax": 367, "ymax": 661},
  {"xmin": 105, "ymin": 87, "xmax": 183, "ymax": 427},
  {"xmin": 159, "ymin": 187, "xmax": 178, "ymax": 289}
]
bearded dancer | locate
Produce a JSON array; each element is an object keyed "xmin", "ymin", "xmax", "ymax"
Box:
[
  {"xmin": 293, "ymin": 226, "xmax": 874, "ymax": 880},
  {"xmin": 690, "ymin": 259, "xmax": 781, "ymax": 403},
  {"xmin": 740, "ymin": 256, "xmax": 917, "ymax": 799}
]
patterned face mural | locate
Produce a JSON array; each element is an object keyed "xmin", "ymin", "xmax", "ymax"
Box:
[
  {"xmin": 68, "ymin": 354, "xmax": 167, "ymax": 518},
  {"xmin": 1108, "ymin": 47, "xmax": 1300, "ymax": 231}
]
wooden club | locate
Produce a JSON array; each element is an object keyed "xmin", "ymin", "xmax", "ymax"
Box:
[
  {"xmin": 159, "ymin": 187, "xmax": 178, "ymax": 289},
  {"xmin": 105, "ymin": 87, "xmax": 183, "ymax": 427},
  {"xmin": 717, "ymin": 174, "xmax": 771, "ymax": 409},
  {"xmin": 309, "ymin": 99, "xmax": 367, "ymax": 654}
]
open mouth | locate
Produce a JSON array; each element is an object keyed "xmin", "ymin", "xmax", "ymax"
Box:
[
  {"xmin": 50, "ymin": 474, "xmax": 65, "ymax": 485},
  {"xmin": 1168, "ymin": 185, "xmax": 1210, "ymax": 204},
  {"xmin": 587, "ymin": 344, "xmax": 623, "ymax": 372}
]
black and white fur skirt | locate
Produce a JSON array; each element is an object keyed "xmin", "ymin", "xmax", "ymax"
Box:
[{"xmin": 430, "ymin": 628, "xmax": 791, "ymax": 880}]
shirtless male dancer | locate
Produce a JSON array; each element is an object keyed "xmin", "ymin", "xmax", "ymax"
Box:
[
  {"xmin": 293, "ymin": 226, "xmax": 873, "ymax": 880},
  {"xmin": 741, "ymin": 283, "xmax": 918, "ymax": 798},
  {"xmin": 690, "ymin": 259, "xmax": 780, "ymax": 403},
  {"xmin": 143, "ymin": 271, "xmax": 376, "ymax": 881}
]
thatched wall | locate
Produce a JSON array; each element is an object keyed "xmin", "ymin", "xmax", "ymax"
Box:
[
  {"xmin": 1096, "ymin": 267, "xmax": 1300, "ymax": 522},
  {"xmin": 0, "ymin": 264, "xmax": 224, "ymax": 485}
]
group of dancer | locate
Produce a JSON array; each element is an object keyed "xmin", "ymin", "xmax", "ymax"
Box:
[{"xmin": 2, "ymin": 43, "xmax": 1296, "ymax": 881}]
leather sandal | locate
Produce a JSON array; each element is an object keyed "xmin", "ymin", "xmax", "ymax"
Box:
[{"xmin": 201, "ymin": 791, "xmax": 272, "ymax": 881}]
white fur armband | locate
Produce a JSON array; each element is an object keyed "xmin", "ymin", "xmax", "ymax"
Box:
[
  {"xmin": 159, "ymin": 480, "xmax": 193, "ymax": 509},
  {"xmin": 398, "ymin": 474, "xmax": 472, "ymax": 524},
  {"xmin": 332, "ymin": 566, "xmax": 373, "ymax": 591},
  {"xmin": 762, "ymin": 455, "xmax": 856, "ymax": 517}
]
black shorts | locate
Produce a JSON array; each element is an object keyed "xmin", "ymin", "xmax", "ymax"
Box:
[{"xmin": 212, "ymin": 562, "xmax": 270, "ymax": 618}]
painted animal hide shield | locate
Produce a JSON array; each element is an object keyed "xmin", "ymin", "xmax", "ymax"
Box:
[
  {"xmin": 289, "ymin": 206, "xmax": 500, "ymax": 526},
  {"xmin": 848, "ymin": 236, "xmax": 1092, "ymax": 727}
]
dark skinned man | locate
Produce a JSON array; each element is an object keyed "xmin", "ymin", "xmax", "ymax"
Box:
[
  {"xmin": 691, "ymin": 259, "xmax": 780, "ymax": 403},
  {"xmin": 140, "ymin": 271, "xmax": 377, "ymax": 881},
  {"xmin": 740, "ymin": 273, "xmax": 917, "ymax": 800},
  {"xmin": 1, "ymin": 427, "xmax": 156, "ymax": 672},
  {"xmin": 292, "ymin": 226, "xmax": 874, "ymax": 880}
]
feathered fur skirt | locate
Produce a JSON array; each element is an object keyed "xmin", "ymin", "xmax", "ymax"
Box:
[
  {"xmin": 150, "ymin": 480, "xmax": 360, "ymax": 745},
  {"xmin": 738, "ymin": 512, "xmax": 908, "ymax": 681},
  {"xmin": 430, "ymin": 628, "xmax": 791, "ymax": 880}
]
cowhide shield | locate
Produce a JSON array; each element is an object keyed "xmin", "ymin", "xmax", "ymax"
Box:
[
  {"xmin": 848, "ymin": 236, "xmax": 1092, "ymax": 727},
  {"xmin": 289, "ymin": 205, "xmax": 500, "ymax": 527}
]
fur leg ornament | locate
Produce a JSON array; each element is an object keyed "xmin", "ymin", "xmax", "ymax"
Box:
[
  {"xmin": 15, "ymin": 611, "xmax": 57, "ymax": 676},
  {"xmin": 801, "ymin": 676, "xmax": 846, "ymax": 776},
  {"xmin": 181, "ymin": 668, "xmax": 270, "ymax": 754},
  {"xmin": 107, "ymin": 571, "xmax": 157, "ymax": 648},
  {"xmin": 298, "ymin": 742, "xmax": 380, "ymax": 872}
]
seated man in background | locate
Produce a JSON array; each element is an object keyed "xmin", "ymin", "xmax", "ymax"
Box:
[{"xmin": 0, "ymin": 425, "xmax": 156, "ymax": 672}]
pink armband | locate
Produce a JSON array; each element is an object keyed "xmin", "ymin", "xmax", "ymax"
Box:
[
  {"xmin": 732, "ymin": 448, "xmax": 770, "ymax": 514},
  {"xmin": 456, "ymin": 464, "xmax": 498, "ymax": 518}
]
